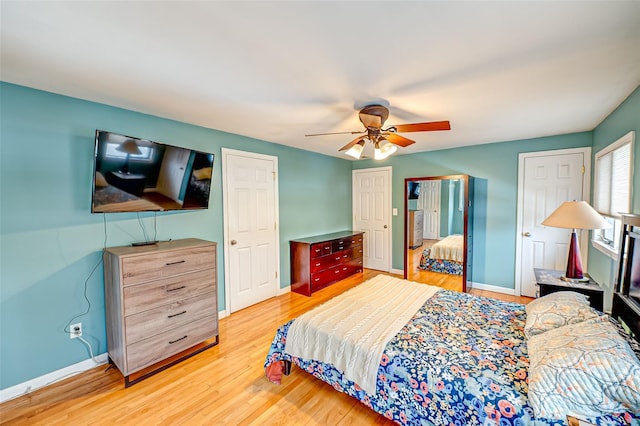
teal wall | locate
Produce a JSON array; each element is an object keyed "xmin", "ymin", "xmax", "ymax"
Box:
[
  {"xmin": 588, "ymin": 86, "xmax": 640, "ymax": 305},
  {"xmin": 0, "ymin": 83, "xmax": 353, "ymax": 389},
  {"xmin": 1, "ymin": 81, "xmax": 638, "ymax": 392},
  {"xmin": 353, "ymin": 132, "xmax": 594, "ymax": 288}
]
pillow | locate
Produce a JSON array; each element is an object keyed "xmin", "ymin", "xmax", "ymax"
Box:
[
  {"xmin": 193, "ymin": 167, "xmax": 212, "ymax": 180},
  {"xmin": 95, "ymin": 171, "xmax": 108, "ymax": 187},
  {"xmin": 528, "ymin": 317, "xmax": 640, "ymax": 419},
  {"xmin": 525, "ymin": 292, "xmax": 598, "ymax": 338}
]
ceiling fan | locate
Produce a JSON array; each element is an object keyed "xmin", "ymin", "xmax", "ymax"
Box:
[{"xmin": 305, "ymin": 104, "xmax": 451, "ymax": 159}]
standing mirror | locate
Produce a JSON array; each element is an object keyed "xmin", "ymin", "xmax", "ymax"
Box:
[{"xmin": 404, "ymin": 175, "xmax": 473, "ymax": 292}]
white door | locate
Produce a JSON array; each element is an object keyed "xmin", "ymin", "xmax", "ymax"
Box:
[
  {"xmin": 156, "ymin": 146, "xmax": 190, "ymax": 203},
  {"xmin": 421, "ymin": 180, "xmax": 441, "ymax": 239},
  {"xmin": 516, "ymin": 148, "xmax": 590, "ymax": 297},
  {"xmin": 353, "ymin": 167, "xmax": 392, "ymax": 271},
  {"xmin": 222, "ymin": 148, "xmax": 279, "ymax": 313}
]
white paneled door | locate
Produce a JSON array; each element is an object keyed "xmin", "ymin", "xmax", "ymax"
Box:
[
  {"xmin": 222, "ymin": 148, "xmax": 279, "ymax": 313},
  {"xmin": 516, "ymin": 148, "xmax": 590, "ymax": 297},
  {"xmin": 156, "ymin": 146, "xmax": 190, "ymax": 203},
  {"xmin": 421, "ymin": 180, "xmax": 441, "ymax": 240},
  {"xmin": 353, "ymin": 167, "xmax": 391, "ymax": 272}
]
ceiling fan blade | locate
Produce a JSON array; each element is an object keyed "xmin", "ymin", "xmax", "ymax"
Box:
[
  {"xmin": 385, "ymin": 133, "xmax": 416, "ymax": 147},
  {"xmin": 339, "ymin": 135, "xmax": 367, "ymax": 151},
  {"xmin": 359, "ymin": 113, "xmax": 382, "ymax": 129},
  {"xmin": 305, "ymin": 130, "xmax": 365, "ymax": 137},
  {"xmin": 393, "ymin": 121, "xmax": 451, "ymax": 133}
]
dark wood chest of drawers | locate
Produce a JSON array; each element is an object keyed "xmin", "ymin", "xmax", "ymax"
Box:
[{"xmin": 290, "ymin": 231, "xmax": 364, "ymax": 296}]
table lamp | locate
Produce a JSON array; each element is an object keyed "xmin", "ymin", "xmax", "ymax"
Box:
[
  {"xmin": 117, "ymin": 139, "xmax": 142, "ymax": 174},
  {"xmin": 541, "ymin": 200, "xmax": 611, "ymax": 281}
]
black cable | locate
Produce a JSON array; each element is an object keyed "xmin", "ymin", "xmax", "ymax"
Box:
[{"xmin": 137, "ymin": 212, "xmax": 149, "ymax": 242}]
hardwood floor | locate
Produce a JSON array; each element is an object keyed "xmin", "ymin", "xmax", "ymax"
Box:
[{"xmin": 0, "ymin": 269, "xmax": 531, "ymax": 425}]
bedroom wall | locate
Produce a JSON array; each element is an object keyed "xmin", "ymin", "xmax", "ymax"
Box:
[
  {"xmin": 353, "ymin": 132, "xmax": 594, "ymax": 290},
  {"xmin": 0, "ymin": 82, "xmax": 353, "ymax": 390},
  {"xmin": 587, "ymin": 85, "xmax": 640, "ymax": 308}
]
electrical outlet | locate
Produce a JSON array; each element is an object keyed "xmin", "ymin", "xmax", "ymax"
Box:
[{"xmin": 70, "ymin": 323, "xmax": 82, "ymax": 339}]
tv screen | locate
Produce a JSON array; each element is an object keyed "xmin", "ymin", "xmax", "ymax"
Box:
[
  {"xmin": 91, "ymin": 130, "xmax": 214, "ymax": 213},
  {"xmin": 628, "ymin": 237, "xmax": 640, "ymax": 304},
  {"xmin": 408, "ymin": 181, "xmax": 420, "ymax": 200}
]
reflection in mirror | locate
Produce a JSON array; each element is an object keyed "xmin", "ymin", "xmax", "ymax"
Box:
[{"xmin": 404, "ymin": 175, "xmax": 472, "ymax": 293}]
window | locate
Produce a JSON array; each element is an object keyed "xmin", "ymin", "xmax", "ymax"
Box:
[
  {"xmin": 105, "ymin": 141, "xmax": 154, "ymax": 162},
  {"xmin": 592, "ymin": 131, "xmax": 634, "ymax": 257}
]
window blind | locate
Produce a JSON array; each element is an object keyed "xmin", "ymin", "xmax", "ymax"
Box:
[{"xmin": 594, "ymin": 133, "xmax": 633, "ymax": 218}]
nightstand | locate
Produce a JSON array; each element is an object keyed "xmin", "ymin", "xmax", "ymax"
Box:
[
  {"xmin": 533, "ymin": 268, "xmax": 604, "ymax": 311},
  {"xmin": 107, "ymin": 171, "xmax": 146, "ymax": 197}
]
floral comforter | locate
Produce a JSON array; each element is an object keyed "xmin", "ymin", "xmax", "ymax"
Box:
[{"xmin": 264, "ymin": 289, "xmax": 634, "ymax": 425}]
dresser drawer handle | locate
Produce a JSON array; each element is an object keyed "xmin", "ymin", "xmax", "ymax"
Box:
[
  {"xmin": 168, "ymin": 310, "xmax": 187, "ymax": 318},
  {"xmin": 166, "ymin": 285, "xmax": 186, "ymax": 292},
  {"xmin": 315, "ymin": 262, "xmax": 321, "ymax": 267},
  {"xmin": 314, "ymin": 278, "xmax": 320, "ymax": 282},
  {"xmin": 169, "ymin": 335, "xmax": 188, "ymax": 344},
  {"xmin": 166, "ymin": 260, "xmax": 186, "ymax": 266}
]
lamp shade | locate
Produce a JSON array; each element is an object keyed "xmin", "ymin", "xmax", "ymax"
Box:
[
  {"xmin": 541, "ymin": 201, "xmax": 611, "ymax": 230},
  {"xmin": 345, "ymin": 140, "xmax": 365, "ymax": 159},
  {"xmin": 117, "ymin": 139, "xmax": 142, "ymax": 155}
]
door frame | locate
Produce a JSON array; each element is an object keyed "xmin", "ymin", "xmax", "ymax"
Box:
[
  {"xmin": 352, "ymin": 166, "xmax": 392, "ymax": 272},
  {"xmin": 514, "ymin": 147, "xmax": 591, "ymax": 296},
  {"xmin": 221, "ymin": 148, "xmax": 281, "ymax": 316}
]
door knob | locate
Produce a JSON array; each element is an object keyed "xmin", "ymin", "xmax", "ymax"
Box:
[
  {"xmin": 230, "ymin": 240, "xmax": 237, "ymax": 245},
  {"xmin": 384, "ymin": 225, "xmax": 388, "ymax": 229},
  {"xmin": 523, "ymin": 232, "xmax": 531, "ymax": 237}
]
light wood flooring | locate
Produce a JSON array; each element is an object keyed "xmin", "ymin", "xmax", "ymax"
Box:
[{"xmin": 0, "ymin": 269, "xmax": 532, "ymax": 425}]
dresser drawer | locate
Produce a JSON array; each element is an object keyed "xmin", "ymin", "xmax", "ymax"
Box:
[
  {"xmin": 126, "ymin": 314, "xmax": 218, "ymax": 374},
  {"xmin": 122, "ymin": 245, "xmax": 215, "ymax": 286},
  {"xmin": 310, "ymin": 242, "xmax": 332, "ymax": 259},
  {"xmin": 331, "ymin": 235, "xmax": 363, "ymax": 252},
  {"xmin": 123, "ymin": 268, "xmax": 216, "ymax": 316},
  {"xmin": 125, "ymin": 290, "xmax": 217, "ymax": 344},
  {"xmin": 310, "ymin": 249, "xmax": 350, "ymax": 273}
]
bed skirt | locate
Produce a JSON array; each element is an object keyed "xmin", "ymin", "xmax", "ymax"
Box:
[{"xmin": 418, "ymin": 248, "xmax": 463, "ymax": 275}]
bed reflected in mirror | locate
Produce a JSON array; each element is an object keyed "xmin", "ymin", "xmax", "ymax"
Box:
[{"xmin": 404, "ymin": 175, "xmax": 473, "ymax": 293}]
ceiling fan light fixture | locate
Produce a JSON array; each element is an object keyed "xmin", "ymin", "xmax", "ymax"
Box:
[
  {"xmin": 345, "ymin": 140, "xmax": 365, "ymax": 159},
  {"xmin": 374, "ymin": 140, "xmax": 397, "ymax": 160}
]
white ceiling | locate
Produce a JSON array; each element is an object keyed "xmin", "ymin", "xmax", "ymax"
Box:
[{"xmin": 2, "ymin": 1, "xmax": 640, "ymax": 159}]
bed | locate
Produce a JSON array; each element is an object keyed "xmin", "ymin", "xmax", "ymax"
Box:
[
  {"xmin": 92, "ymin": 182, "xmax": 162, "ymax": 212},
  {"xmin": 419, "ymin": 234, "xmax": 464, "ymax": 275},
  {"xmin": 264, "ymin": 274, "xmax": 640, "ymax": 425}
]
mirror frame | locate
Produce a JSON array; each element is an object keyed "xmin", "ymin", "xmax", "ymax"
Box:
[{"xmin": 403, "ymin": 174, "xmax": 472, "ymax": 292}]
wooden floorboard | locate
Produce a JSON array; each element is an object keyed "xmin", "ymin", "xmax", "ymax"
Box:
[{"xmin": 0, "ymin": 269, "xmax": 532, "ymax": 425}]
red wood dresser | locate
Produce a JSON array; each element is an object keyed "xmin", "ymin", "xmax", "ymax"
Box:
[{"xmin": 290, "ymin": 231, "xmax": 364, "ymax": 296}]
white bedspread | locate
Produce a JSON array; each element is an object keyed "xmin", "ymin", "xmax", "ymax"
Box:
[
  {"xmin": 284, "ymin": 274, "xmax": 440, "ymax": 394},
  {"xmin": 430, "ymin": 234, "xmax": 464, "ymax": 262}
]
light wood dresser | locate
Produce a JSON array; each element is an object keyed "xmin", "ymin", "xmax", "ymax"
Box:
[
  {"xmin": 103, "ymin": 238, "xmax": 218, "ymax": 386},
  {"xmin": 408, "ymin": 210, "xmax": 424, "ymax": 249}
]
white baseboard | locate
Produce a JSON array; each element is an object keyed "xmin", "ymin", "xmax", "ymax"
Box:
[
  {"xmin": 390, "ymin": 268, "xmax": 404, "ymax": 275},
  {"xmin": 0, "ymin": 353, "xmax": 108, "ymax": 403},
  {"xmin": 278, "ymin": 285, "xmax": 291, "ymax": 295},
  {"xmin": 469, "ymin": 281, "xmax": 515, "ymax": 296}
]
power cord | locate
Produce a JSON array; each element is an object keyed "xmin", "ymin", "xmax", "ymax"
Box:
[{"xmin": 63, "ymin": 214, "xmax": 108, "ymax": 357}]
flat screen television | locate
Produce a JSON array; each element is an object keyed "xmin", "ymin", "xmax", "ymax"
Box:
[
  {"xmin": 408, "ymin": 181, "xmax": 420, "ymax": 200},
  {"xmin": 91, "ymin": 130, "xmax": 215, "ymax": 213},
  {"xmin": 624, "ymin": 230, "xmax": 640, "ymax": 306}
]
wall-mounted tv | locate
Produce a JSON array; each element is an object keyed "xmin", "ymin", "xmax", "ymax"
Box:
[
  {"xmin": 408, "ymin": 181, "xmax": 420, "ymax": 200},
  {"xmin": 91, "ymin": 130, "xmax": 214, "ymax": 213}
]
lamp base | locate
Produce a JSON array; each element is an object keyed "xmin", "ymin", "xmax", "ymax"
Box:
[
  {"xmin": 564, "ymin": 230, "xmax": 585, "ymax": 280},
  {"xmin": 560, "ymin": 275, "xmax": 590, "ymax": 283}
]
